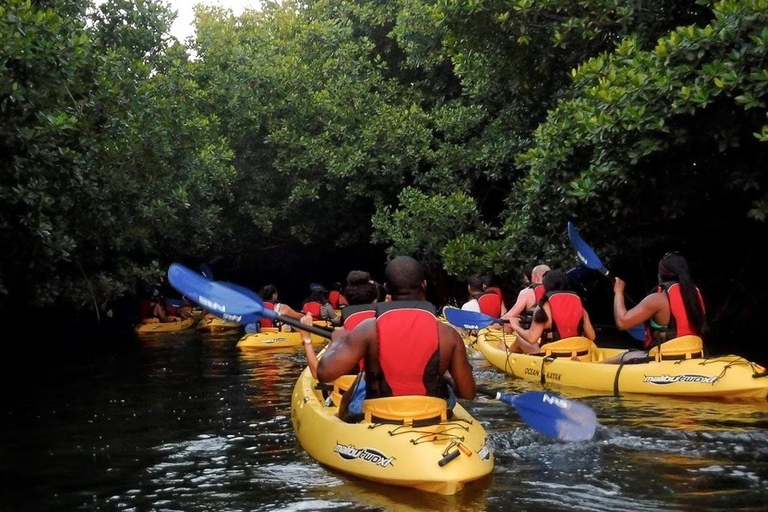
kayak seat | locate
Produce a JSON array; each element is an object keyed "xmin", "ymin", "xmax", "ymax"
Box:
[
  {"xmin": 540, "ymin": 337, "xmax": 593, "ymax": 362},
  {"xmin": 648, "ymin": 335, "xmax": 704, "ymax": 362},
  {"xmin": 363, "ymin": 396, "xmax": 447, "ymax": 427},
  {"xmin": 331, "ymin": 375, "xmax": 358, "ymax": 407}
]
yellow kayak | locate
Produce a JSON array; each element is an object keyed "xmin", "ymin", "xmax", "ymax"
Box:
[
  {"xmin": 476, "ymin": 330, "xmax": 768, "ymax": 399},
  {"xmin": 135, "ymin": 317, "xmax": 195, "ymax": 335},
  {"xmin": 290, "ymin": 365, "xmax": 493, "ymax": 495},
  {"xmin": 237, "ymin": 322, "xmax": 332, "ymax": 350},
  {"xmin": 196, "ymin": 314, "xmax": 242, "ymax": 332}
]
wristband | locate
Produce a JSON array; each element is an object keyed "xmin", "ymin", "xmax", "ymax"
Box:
[{"xmin": 303, "ymin": 338, "xmax": 312, "ymax": 345}]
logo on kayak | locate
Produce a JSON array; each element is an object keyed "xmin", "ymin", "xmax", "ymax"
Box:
[
  {"xmin": 198, "ymin": 296, "xmax": 226, "ymax": 313},
  {"xmin": 263, "ymin": 337, "xmax": 288, "ymax": 344},
  {"xmin": 334, "ymin": 443, "xmax": 394, "ymax": 467},
  {"xmin": 644, "ymin": 374, "xmax": 718, "ymax": 385}
]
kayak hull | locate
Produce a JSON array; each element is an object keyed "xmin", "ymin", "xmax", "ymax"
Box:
[
  {"xmin": 477, "ymin": 330, "xmax": 768, "ymax": 399},
  {"xmin": 135, "ymin": 317, "xmax": 195, "ymax": 334},
  {"xmin": 290, "ymin": 366, "xmax": 493, "ymax": 494},
  {"xmin": 237, "ymin": 322, "xmax": 332, "ymax": 350},
  {"xmin": 196, "ymin": 314, "xmax": 242, "ymax": 332}
]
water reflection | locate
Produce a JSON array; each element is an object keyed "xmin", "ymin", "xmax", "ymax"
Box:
[{"xmin": 1, "ymin": 330, "xmax": 766, "ymax": 511}]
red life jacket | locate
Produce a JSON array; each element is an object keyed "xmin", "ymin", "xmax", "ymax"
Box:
[
  {"xmin": 328, "ymin": 290, "xmax": 340, "ymax": 309},
  {"xmin": 260, "ymin": 302, "xmax": 276, "ymax": 328},
  {"xmin": 477, "ymin": 292, "xmax": 502, "ymax": 318},
  {"xmin": 544, "ymin": 292, "xmax": 585, "ymax": 342},
  {"xmin": 366, "ymin": 301, "xmax": 445, "ymax": 399},
  {"xmin": 519, "ymin": 284, "xmax": 546, "ymax": 329},
  {"xmin": 341, "ymin": 304, "xmax": 377, "ymax": 372},
  {"xmin": 531, "ymin": 283, "xmax": 545, "ymax": 303},
  {"xmin": 302, "ymin": 301, "xmax": 322, "ymax": 320},
  {"xmin": 486, "ymin": 286, "xmax": 503, "ymax": 300},
  {"xmin": 644, "ymin": 282, "xmax": 705, "ymax": 348}
]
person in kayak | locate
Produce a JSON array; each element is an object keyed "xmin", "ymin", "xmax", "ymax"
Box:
[
  {"xmin": 482, "ymin": 275, "xmax": 507, "ymax": 316},
  {"xmin": 507, "ymin": 270, "xmax": 596, "ymax": 354},
  {"xmin": 303, "ymin": 284, "xmax": 341, "ymax": 325},
  {"xmin": 316, "ymin": 256, "xmax": 475, "ymax": 417},
  {"xmin": 328, "ymin": 282, "xmax": 349, "ymax": 310},
  {"xmin": 259, "ymin": 284, "xmax": 310, "ymax": 331},
  {"xmin": 490, "ymin": 264, "xmax": 549, "ymax": 333},
  {"xmin": 604, "ymin": 252, "xmax": 706, "ymax": 363},
  {"xmin": 302, "ymin": 270, "xmax": 380, "ymax": 379},
  {"xmin": 461, "ymin": 275, "xmax": 505, "ymax": 318}
]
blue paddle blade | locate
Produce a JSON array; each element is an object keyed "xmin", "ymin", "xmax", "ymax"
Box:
[
  {"xmin": 627, "ymin": 323, "xmax": 646, "ymax": 342},
  {"xmin": 567, "ymin": 222, "xmax": 608, "ymax": 275},
  {"xmin": 220, "ymin": 282, "xmax": 262, "ymax": 302},
  {"xmin": 168, "ymin": 264, "xmax": 271, "ymax": 323},
  {"xmin": 500, "ymin": 391, "xmax": 597, "ymax": 442},
  {"xmin": 200, "ymin": 263, "xmax": 213, "ymax": 280},
  {"xmin": 443, "ymin": 308, "xmax": 499, "ymax": 330}
]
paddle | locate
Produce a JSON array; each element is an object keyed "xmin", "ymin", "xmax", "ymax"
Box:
[
  {"xmin": 567, "ymin": 222, "xmax": 646, "ymax": 342},
  {"xmin": 477, "ymin": 386, "xmax": 597, "ymax": 442},
  {"xmin": 444, "ymin": 308, "xmax": 505, "ymax": 331},
  {"xmin": 169, "ymin": 263, "xmax": 598, "ymax": 442},
  {"xmin": 200, "ymin": 263, "xmax": 214, "ymax": 280},
  {"xmin": 168, "ymin": 263, "xmax": 332, "ymax": 337}
]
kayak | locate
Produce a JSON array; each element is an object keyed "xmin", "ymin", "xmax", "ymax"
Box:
[
  {"xmin": 237, "ymin": 322, "xmax": 333, "ymax": 350},
  {"xmin": 196, "ymin": 314, "xmax": 242, "ymax": 332},
  {"xmin": 135, "ymin": 317, "xmax": 195, "ymax": 335},
  {"xmin": 438, "ymin": 308, "xmax": 477, "ymax": 348},
  {"xmin": 290, "ymin": 364, "xmax": 494, "ymax": 495},
  {"xmin": 476, "ymin": 330, "xmax": 768, "ymax": 399}
]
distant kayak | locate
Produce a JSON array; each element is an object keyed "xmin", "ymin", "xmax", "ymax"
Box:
[
  {"xmin": 237, "ymin": 322, "xmax": 332, "ymax": 350},
  {"xmin": 196, "ymin": 314, "xmax": 242, "ymax": 332},
  {"xmin": 135, "ymin": 317, "xmax": 196, "ymax": 335},
  {"xmin": 476, "ymin": 330, "xmax": 768, "ymax": 399}
]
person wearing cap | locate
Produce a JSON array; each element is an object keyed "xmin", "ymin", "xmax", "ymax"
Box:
[{"xmin": 303, "ymin": 284, "xmax": 340, "ymax": 324}]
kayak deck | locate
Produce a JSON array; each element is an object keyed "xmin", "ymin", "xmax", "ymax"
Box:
[{"xmin": 290, "ymin": 366, "xmax": 493, "ymax": 494}]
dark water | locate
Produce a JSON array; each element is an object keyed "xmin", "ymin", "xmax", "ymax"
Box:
[{"xmin": 2, "ymin": 331, "xmax": 767, "ymax": 511}]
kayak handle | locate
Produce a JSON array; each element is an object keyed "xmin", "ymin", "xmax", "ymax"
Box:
[{"xmin": 438, "ymin": 449, "xmax": 461, "ymax": 467}]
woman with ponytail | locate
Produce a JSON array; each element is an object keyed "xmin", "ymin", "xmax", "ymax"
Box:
[
  {"xmin": 508, "ymin": 270, "xmax": 596, "ymax": 354},
  {"xmin": 614, "ymin": 252, "xmax": 706, "ymax": 349}
]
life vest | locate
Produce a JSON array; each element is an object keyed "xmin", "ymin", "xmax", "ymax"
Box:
[
  {"xmin": 519, "ymin": 284, "xmax": 546, "ymax": 329},
  {"xmin": 543, "ymin": 291, "xmax": 585, "ymax": 343},
  {"xmin": 476, "ymin": 292, "xmax": 502, "ymax": 318},
  {"xmin": 260, "ymin": 302, "xmax": 276, "ymax": 328},
  {"xmin": 645, "ymin": 282, "xmax": 705, "ymax": 349},
  {"xmin": 139, "ymin": 299, "xmax": 154, "ymax": 319},
  {"xmin": 341, "ymin": 304, "xmax": 377, "ymax": 372},
  {"xmin": 302, "ymin": 301, "xmax": 322, "ymax": 320},
  {"xmin": 365, "ymin": 301, "xmax": 445, "ymax": 399},
  {"xmin": 329, "ymin": 290, "xmax": 341, "ymax": 309},
  {"xmin": 486, "ymin": 286, "xmax": 503, "ymax": 301}
]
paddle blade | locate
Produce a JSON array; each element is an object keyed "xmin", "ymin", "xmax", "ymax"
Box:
[
  {"xmin": 167, "ymin": 264, "xmax": 266, "ymax": 322},
  {"xmin": 443, "ymin": 308, "xmax": 499, "ymax": 330},
  {"xmin": 200, "ymin": 263, "xmax": 213, "ymax": 280},
  {"xmin": 501, "ymin": 391, "xmax": 597, "ymax": 442},
  {"xmin": 567, "ymin": 222, "xmax": 608, "ymax": 275}
]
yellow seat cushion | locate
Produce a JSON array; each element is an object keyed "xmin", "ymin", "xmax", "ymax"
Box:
[
  {"xmin": 649, "ymin": 335, "xmax": 704, "ymax": 362},
  {"xmin": 541, "ymin": 336, "xmax": 593, "ymax": 362},
  {"xmin": 330, "ymin": 374, "xmax": 359, "ymax": 408},
  {"xmin": 363, "ymin": 396, "xmax": 447, "ymax": 426}
]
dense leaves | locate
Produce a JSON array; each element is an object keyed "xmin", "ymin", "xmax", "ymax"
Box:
[{"xmin": 1, "ymin": 0, "xmax": 766, "ymax": 354}]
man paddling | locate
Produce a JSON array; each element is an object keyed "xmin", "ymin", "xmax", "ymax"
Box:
[{"xmin": 316, "ymin": 256, "xmax": 475, "ymax": 407}]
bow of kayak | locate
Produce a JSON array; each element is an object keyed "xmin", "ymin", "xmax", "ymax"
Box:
[
  {"xmin": 135, "ymin": 317, "xmax": 196, "ymax": 335},
  {"xmin": 290, "ymin": 365, "xmax": 494, "ymax": 494}
]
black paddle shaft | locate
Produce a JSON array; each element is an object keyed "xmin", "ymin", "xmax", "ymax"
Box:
[{"xmin": 276, "ymin": 314, "xmax": 334, "ymax": 338}]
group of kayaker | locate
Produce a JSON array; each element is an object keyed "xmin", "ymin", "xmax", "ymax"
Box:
[{"xmin": 464, "ymin": 253, "xmax": 706, "ymax": 362}]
